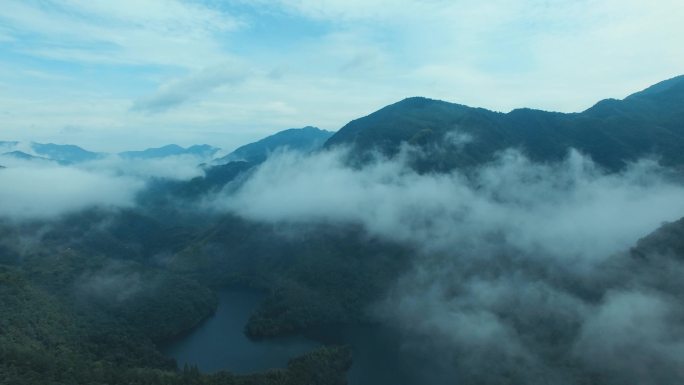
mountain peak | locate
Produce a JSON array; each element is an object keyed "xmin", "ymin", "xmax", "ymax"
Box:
[
  {"xmin": 584, "ymin": 74, "xmax": 684, "ymax": 118},
  {"xmin": 119, "ymin": 144, "xmax": 219, "ymax": 159},
  {"xmin": 626, "ymin": 74, "xmax": 684, "ymax": 100},
  {"xmin": 158, "ymin": 144, "xmax": 184, "ymax": 150},
  {"xmin": 389, "ymin": 96, "xmax": 466, "ymax": 110},
  {"xmin": 299, "ymin": 126, "xmax": 328, "ymax": 132},
  {"xmin": 30, "ymin": 142, "xmax": 101, "ymax": 164},
  {"xmin": 396, "ymin": 96, "xmax": 436, "ymax": 105},
  {"xmin": 2, "ymin": 151, "xmax": 52, "ymax": 162},
  {"xmin": 217, "ymin": 126, "xmax": 333, "ymax": 164}
]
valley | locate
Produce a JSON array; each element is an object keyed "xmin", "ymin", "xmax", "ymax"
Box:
[{"xmin": 2, "ymin": 76, "xmax": 684, "ymax": 384}]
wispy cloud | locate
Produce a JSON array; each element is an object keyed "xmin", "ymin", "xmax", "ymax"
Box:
[
  {"xmin": 132, "ymin": 62, "xmax": 250, "ymax": 113},
  {"xmin": 0, "ymin": 0, "xmax": 240, "ymax": 67}
]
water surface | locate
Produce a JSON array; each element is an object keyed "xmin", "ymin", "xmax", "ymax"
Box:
[
  {"xmin": 164, "ymin": 288, "xmax": 450, "ymax": 384},
  {"xmin": 162, "ymin": 289, "xmax": 319, "ymax": 373}
]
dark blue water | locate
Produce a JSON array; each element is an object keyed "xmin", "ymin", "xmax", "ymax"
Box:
[
  {"xmin": 162, "ymin": 289, "xmax": 319, "ymax": 373},
  {"xmin": 308, "ymin": 324, "xmax": 427, "ymax": 385},
  {"xmin": 163, "ymin": 289, "xmax": 445, "ymax": 384}
]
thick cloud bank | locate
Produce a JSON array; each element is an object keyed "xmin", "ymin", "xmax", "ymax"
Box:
[
  {"xmin": 225, "ymin": 148, "xmax": 684, "ymax": 261},
  {"xmin": 79, "ymin": 154, "xmax": 206, "ymax": 180},
  {"xmin": 0, "ymin": 152, "xmax": 208, "ymax": 220},
  {"xmin": 0, "ymin": 164, "xmax": 143, "ymax": 220},
  {"xmin": 222, "ymin": 147, "xmax": 684, "ymax": 384}
]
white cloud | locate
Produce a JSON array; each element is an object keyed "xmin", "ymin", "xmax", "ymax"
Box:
[
  {"xmin": 79, "ymin": 154, "xmax": 206, "ymax": 180},
  {"xmin": 267, "ymin": 0, "xmax": 684, "ymax": 111},
  {"xmin": 220, "ymin": 148, "xmax": 684, "ymax": 262},
  {"xmin": 0, "ymin": 147, "xmax": 211, "ymax": 220},
  {"xmin": 132, "ymin": 62, "xmax": 251, "ymax": 113},
  {"xmin": 574, "ymin": 290, "xmax": 684, "ymax": 384},
  {"xmin": 0, "ymin": 163, "xmax": 143, "ymax": 220}
]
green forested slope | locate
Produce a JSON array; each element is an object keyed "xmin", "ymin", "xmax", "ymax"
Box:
[{"xmin": 325, "ymin": 75, "xmax": 684, "ymax": 171}]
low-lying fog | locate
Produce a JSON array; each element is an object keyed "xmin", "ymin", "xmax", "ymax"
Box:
[{"xmin": 3, "ymin": 141, "xmax": 684, "ymax": 384}]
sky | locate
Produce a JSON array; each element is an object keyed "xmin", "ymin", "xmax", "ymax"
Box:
[{"xmin": 0, "ymin": 0, "xmax": 682, "ymax": 152}]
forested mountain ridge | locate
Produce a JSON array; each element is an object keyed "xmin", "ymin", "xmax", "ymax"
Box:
[
  {"xmin": 325, "ymin": 75, "xmax": 684, "ymax": 171},
  {"xmin": 31, "ymin": 143, "xmax": 102, "ymax": 164},
  {"xmin": 216, "ymin": 126, "xmax": 333, "ymax": 164},
  {"xmin": 119, "ymin": 144, "xmax": 220, "ymax": 159},
  {"xmin": 151, "ymin": 76, "xmax": 684, "ymax": 201},
  {"xmin": 144, "ymin": 127, "xmax": 334, "ymax": 201}
]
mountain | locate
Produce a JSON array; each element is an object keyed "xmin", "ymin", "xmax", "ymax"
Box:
[
  {"xmin": 0, "ymin": 142, "xmax": 221, "ymax": 163},
  {"xmin": 119, "ymin": 144, "xmax": 220, "ymax": 159},
  {"xmin": 325, "ymin": 76, "xmax": 684, "ymax": 171},
  {"xmin": 217, "ymin": 126, "xmax": 334, "ymax": 164},
  {"xmin": 584, "ymin": 75, "xmax": 684, "ymax": 128},
  {"xmin": 141, "ymin": 161, "xmax": 254, "ymax": 205},
  {"xmin": 1, "ymin": 150, "xmax": 53, "ymax": 162},
  {"xmin": 625, "ymin": 74, "xmax": 684, "ymax": 105},
  {"xmin": 631, "ymin": 216, "xmax": 684, "ymax": 259},
  {"xmin": 144, "ymin": 128, "xmax": 333, "ymax": 202},
  {"xmin": 161, "ymin": 127, "xmax": 332, "ymax": 199},
  {"xmin": 31, "ymin": 142, "xmax": 102, "ymax": 164}
]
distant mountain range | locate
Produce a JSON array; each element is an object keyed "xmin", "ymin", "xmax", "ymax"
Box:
[
  {"xmin": 1, "ymin": 151, "xmax": 53, "ymax": 162},
  {"xmin": 31, "ymin": 142, "xmax": 101, "ymax": 164},
  {"xmin": 120, "ymin": 144, "xmax": 220, "ymax": 160},
  {"xmin": 0, "ymin": 142, "xmax": 222, "ymax": 165},
  {"xmin": 3, "ymin": 75, "xmax": 683, "ymax": 175},
  {"xmin": 0, "ymin": 126, "xmax": 332, "ymax": 167}
]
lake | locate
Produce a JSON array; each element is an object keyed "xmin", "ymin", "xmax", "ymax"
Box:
[
  {"xmin": 163, "ymin": 288, "xmax": 449, "ymax": 384},
  {"xmin": 161, "ymin": 288, "xmax": 319, "ymax": 374}
]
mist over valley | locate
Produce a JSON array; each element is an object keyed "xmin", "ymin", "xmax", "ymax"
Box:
[{"xmin": 1, "ymin": 2, "xmax": 684, "ymax": 384}]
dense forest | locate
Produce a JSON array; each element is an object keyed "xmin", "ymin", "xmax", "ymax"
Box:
[{"xmin": 0, "ymin": 212, "xmax": 354, "ymax": 384}]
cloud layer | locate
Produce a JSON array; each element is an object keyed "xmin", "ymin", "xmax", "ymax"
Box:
[
  {"xmin": 0, "ymin": 164, "xmax": 142, "ymax": 220},
  {"xmin": 132, "ymin": 63, "xmax": 250, "ymax": 113},
  {"xmin": 223, "ymin": 148, "xmax": 684, "ymax": 261},
  {"xmin": 0, "ymin": 151, "xmax": 208, "ymax": 220},
  {"xmin": 219, "ymin": 146, "xmax": 684, "ymax": 383}
]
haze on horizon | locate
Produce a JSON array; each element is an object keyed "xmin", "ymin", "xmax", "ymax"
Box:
[{"xmin": 0, "ymin": 0, "xmax": 682, "ymax": 152}]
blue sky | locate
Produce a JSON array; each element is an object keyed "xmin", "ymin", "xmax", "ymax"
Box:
[{"xmin": 0, "ymin": 0, "xmax": 682, "ymax": 152}]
